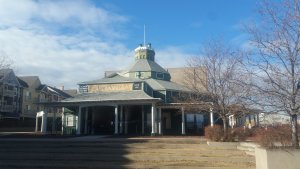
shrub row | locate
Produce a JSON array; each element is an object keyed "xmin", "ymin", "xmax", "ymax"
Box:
[
  {"xmin": 204, "ymin": 125, "xmax": 252, "ymax": 142},
  {"xmin": 253, "ymin": 125, "xmax": 292, "ymax": 148},
  {"xmin": 205, "ymin": 124, "xmax": 294, "ymax": 148}
]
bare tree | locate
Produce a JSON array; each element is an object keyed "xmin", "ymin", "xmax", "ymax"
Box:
[
  {"xmin": 187, "ymin": 39, "xmax": 248, "ymax": 136},
  {"xmin": 0, "ymin": 51, "xmax": 13, "ymax": 69},
  {"xmin": 245, "ymin": 0, "xmax": 300, "ymax": 148}
]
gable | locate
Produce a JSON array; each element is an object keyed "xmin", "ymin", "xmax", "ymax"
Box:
[{"xmin": 4, "ymin": 71, "xmax": 20, "ymax": 86}]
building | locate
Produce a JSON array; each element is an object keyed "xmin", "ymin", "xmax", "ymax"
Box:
[
  {"xmin": 105, "ymin": 67, "xmax": 207, "ymax": 93},
  {"xmin": 0, "ymin": 69, "xmax": 22, "ymax": 119},
  {"xmin": 40, "ymin": 43, "xmax": 214, "ymax": 135},
  {"xmin": 16, "ymin": 76, "xmax": 71, "ymax": 132}
]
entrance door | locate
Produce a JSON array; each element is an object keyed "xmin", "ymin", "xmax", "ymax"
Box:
[{"xmin": 92, "ymin": 106, "xmax": 114, "ymax": 135}]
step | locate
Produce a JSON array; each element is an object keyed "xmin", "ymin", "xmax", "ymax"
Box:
[
  {"xmin": 245, "ymin": 150, "xmax": 255, "ymax": 156},
  {"xmin": 237, "ymin": 145, "xmax": 255, "ymax": 152},
  {"xmin": 239, "ymin": 142, "xmax": 258, "ymax": 148}
]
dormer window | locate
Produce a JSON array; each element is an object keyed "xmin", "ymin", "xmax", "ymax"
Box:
[
  {"xmin": 156, "ymin": 72, "xmax": 164, "ymax": 79},
  {"xmin": 135, "ymin": 72, "xmax": 144, "ymax": 78},
  {"xmin": 135, "ymin": 72, "xmax": 141, "ymax": 78}
]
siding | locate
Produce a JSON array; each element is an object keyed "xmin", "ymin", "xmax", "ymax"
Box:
[{"xmin": 88, "ymin": 83, "xmax": 134, "ymax": 92}]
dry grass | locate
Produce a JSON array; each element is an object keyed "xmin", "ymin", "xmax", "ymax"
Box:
[{"xmin": 0, "ymin": 137, "xmax": 255, "ymax": 169}]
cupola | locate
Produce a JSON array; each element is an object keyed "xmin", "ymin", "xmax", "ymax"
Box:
[{"xmin": 134, "ymin": 43, "xmax": 155, "ymax": 61}]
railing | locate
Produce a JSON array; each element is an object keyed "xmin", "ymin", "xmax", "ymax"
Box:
[
  {"xmin": 35, "ymin": 98, "xmax": 49, "ymax": 103},
  {"xmin": 4, "ymin": 90, "xmax": 16, "ymax": 96},
  {"xmin": 1, "ymin": 105, "xmax": 16, "ymax": 112}
]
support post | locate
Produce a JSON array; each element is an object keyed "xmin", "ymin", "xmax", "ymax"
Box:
[
  {"xmin": 61, "ymin": 107, "xmax": 65, "ymax": 135},
  {"xmin": 151, "ymin": 103, "xmax": 156, "ymax": 135},
  {"xmin": 256, "ymin": 113, "xmax": 260, "ymax": 127},
  {"xmin": 35, "ymin": 114, "xmax": 38, "ymax": 132},
  {"xmin": 114, "ymin": 105, "xmax": 119, "ymax": 134},
  {"xmin": 125, "ymin": 106, "xmax": 128, "ymax": 134},
  {"xmin": 142, "ymin": 105, "xmax": 145, "ymax": 135},
  {"xmin": 120, "ymin": 106, "xmax": 123, "ymax": 134},
  {"xmin": 52, "ymin": 109, "xmax": 57, "ymax": 134},
  {"xmin": 91, "ymin": 110, "xmax": 95, "ymax": 134},
  {"xmin": 41, "ymin": 110, "xmax": 48, "ymax": 134},
  {"xmin": 210, "ymin": 107, "xmax": 214, "ymax": 127},
  {"xmin": 76, "ymin": 106, "xmax": 82, "ymax": 135},
  {"xmin": 181, "ymin": 107, "xmax": 185, "ymax": 135},
  {"xmin": 158, "ymin": 108, "xmax": 162, "ymax": 135},
  {"xmin": 84, "ymin": 108, "xmax": 88, "ymax": 134}
]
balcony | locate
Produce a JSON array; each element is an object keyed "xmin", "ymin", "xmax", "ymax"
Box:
[
  {"xmin": 4, "ymin": 90, "xmax": 16, "ymax": 96},
  {"xmin": 35, "ymin": 98, "xmax": 49, "ymax": 103},
  {"xmin": 1, "ymin": 105, "xmax": 16, "ymax": 112}
]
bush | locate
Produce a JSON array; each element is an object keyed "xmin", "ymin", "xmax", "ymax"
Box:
[
  {"xmin": 254, "ymin": 125, "xmax": 292, "ymax": 148},
  {"xmin": 230, "ymin": 127, "xmax": 253, "ymax": 141},
  {"xmin": 205, "ymin": 125, "xmax": 252, "ymax": 142},
  {"xmin": 204, "ymin": 125, "xmax": 223, "ymax": 141}
]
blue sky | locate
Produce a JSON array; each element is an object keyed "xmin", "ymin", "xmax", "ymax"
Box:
[
  {"xmin": 101, "ymin": 0, "xmax": 258, "ymax": 49},
  {"xmin": 0, "ymin": 0, "xmax": 259, "ymax": 88}
]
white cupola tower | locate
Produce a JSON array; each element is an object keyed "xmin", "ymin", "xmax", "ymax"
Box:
[{"xmin": 134, "ymin": 43, "xmax": 155, "ymax": 61}]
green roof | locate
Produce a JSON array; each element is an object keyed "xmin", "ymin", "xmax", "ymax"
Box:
[
  {"xmin": 145, "ymin": 79, "xmax": 191, "ymax": 92},
  {"xmin": 122, "ymin": 59, "xmax": 169, "ymax": 74},
  {"xmin": 62, "ymin": 90, "xmax": 160, "ymax": 103}
]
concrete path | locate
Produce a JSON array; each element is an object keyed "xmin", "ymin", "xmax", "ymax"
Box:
[{"xmin": 0, "ymin": 137, "xmax": 255, "ymax": 169}]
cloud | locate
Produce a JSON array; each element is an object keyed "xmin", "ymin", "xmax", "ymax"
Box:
[
  {"xmin": 155, "ymin": 46, "xmax": 194, "ymax": 68},
  {"xmin": 0, "ymin": 0, "xmax": 192, "ymax": 90},
  {"xmin": 0, "ymin": 0, "xmax": 131, "ymax": 89}
]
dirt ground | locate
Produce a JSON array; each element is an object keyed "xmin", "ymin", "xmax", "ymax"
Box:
[{"xmin": 0, "ymin": 136, "xmax": 255, "ymax": 169}]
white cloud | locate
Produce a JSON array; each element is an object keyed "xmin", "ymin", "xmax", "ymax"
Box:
[
  {"xmin": 0, "ymin": 0, "xmax": 192, "ymax": 90},
  {"xmin": 0, "ymin": 27, "xmax": 132, "ymax": 88},
  {"xmin": 0, "ymin": 0, "xmax": 131, "ymax": 89},
  {"xmin": 0, "ymin": 0, "xmax": 128, "ymax": 36},
  {"xmin": 155, "ymin": 46, "xmax": 193, "ymax": 68}
]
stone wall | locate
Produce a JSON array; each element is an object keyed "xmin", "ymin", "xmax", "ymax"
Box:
[{"xmin": 255, "ymin": 147, "xmax": 300, "ymax": 169}]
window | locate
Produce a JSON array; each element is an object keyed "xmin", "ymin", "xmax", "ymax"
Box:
[
  {"xmin": 156, "ymin": 72, "xmax": 164, "ymax": 79},
  {"xmin": 79, "ymin": 84, "xmax": 88, "ymax": 93},
  {"xmin": 26, "ymin": 105, "xmax": 31, "ymax": 111},
  {"xmin": 135, "ymin": 72, "xmax": 141, "ymax": 78},
  {"xmin": 25, "ymin": 91, "xmax": 31, "ymax": 100}
]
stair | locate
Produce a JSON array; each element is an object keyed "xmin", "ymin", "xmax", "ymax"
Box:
[{"xmin": 237, "ymin": 142, "xmax": 258, "ymax": 156}]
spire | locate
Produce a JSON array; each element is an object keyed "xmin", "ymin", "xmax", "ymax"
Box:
[
  {"xmin": 134, "ymin": 25, "xmax": 155, "ymax": 61},
  {"xmin": 144, "ymin": 24, "xmax": 146, "ymax": 46}
]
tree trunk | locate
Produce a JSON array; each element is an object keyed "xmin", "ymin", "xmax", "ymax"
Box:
[
  {"xmin": 222, "ymin": 117, "xmax": 228, "ymax": 139},
  {"xmin": 291, "ymin": 114, "xmax": 299, "ymax": 148}
]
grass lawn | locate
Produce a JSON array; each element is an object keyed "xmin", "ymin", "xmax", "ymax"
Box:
[{"xmin": 0, "ymin": 136, "xmax": 255, "ymax": 169}]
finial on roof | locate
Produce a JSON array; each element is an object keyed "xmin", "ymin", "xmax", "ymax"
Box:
[{"xmin": 144, "ymin": 24, "xmax": 146, "ymax": 46}]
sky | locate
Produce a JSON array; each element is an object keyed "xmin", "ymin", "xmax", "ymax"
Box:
[{"xmin": 0, "ymin": 0, "xmax": 259, "ymax": 89}]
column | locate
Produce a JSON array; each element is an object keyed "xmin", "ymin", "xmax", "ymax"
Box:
[
  {"xmin": 142, "ymin": 105, "xmax": 145, "ymax": 135},
  {"xmin": 158, "ymin": 108, "xmax": 162, "ymax": 135},
  {"xmin": 181, "ymin": 107, "xmax": 186, "ymax": 135},
  {"xmin": 41, "ymin": 111, "xmax": 48, "ymax": 134},
  {"xmin": 120, "ymin": 106, "xmax": 123, "ymax": 134},
  {"xmin": 151, "ymin": 103, "xmax": 156, "ymax": 135},
  {"xmin": 229, "ymin": 115, "xmax": 234, "ymax": 128},
  {"xmin": 91, "ymin": 110, "xmax": 95, "ymax": 134},
  {"xmin": 52, "ymin": 109, "xmax": 57, "ymax": 134},
  {"xmin": 84, "ymin": 108, "xmax": 88, "ymax": 134},
  {"xmin": 35, "ymin": 114, "xmax": 38, "ymax": 132},
  {"xmin": 76, "ymin": 106, "xmax": 82, "ymax": 135},
  {"xmin": 114, "ymin": 105, "xmax": 119, "ymax": 134},
  {"xmin": 61, "ymin": 108, "xmax": 65, "ymax": 135},
  {"xmin": 125, "ymin": 106, "xmax": 128, "ymax": 134},
  {"xmin": 210, "ymin": 107, "xmax": 214, "ymax": 127},
  {"xmin": 256, "ymin": 113, "xmax": 260, "ymax": 127}
]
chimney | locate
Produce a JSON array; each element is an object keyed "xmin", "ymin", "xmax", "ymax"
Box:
[{"xmin": 60, "ymin": 86, "xmax": 64, "ymax": 91}]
